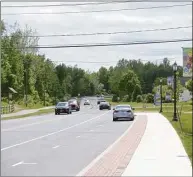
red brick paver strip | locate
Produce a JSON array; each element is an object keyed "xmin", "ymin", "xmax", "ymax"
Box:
[{"xmin": 82, "ymin": 115, "xmax": 148, "ymax": 176}]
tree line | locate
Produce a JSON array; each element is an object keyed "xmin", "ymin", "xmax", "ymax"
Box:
[{"xmin": 1, "ymin": 21, "xmax": 191, "ymax": 106}]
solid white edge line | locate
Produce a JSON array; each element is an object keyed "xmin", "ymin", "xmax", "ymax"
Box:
[
  {"xmin": 12, "ymin": 161, "xmax": 23, "ymax": 167},
  {"xmin": 52, "ymin": 145, "xmax": 60, "ymax": 149},
  {"xmin": 76, "ymin": 116, "xmax": 139, "ymax": 176},
  {"xmin": 1, "ymin": 111, "xmax": 110, "ymax": 151}
]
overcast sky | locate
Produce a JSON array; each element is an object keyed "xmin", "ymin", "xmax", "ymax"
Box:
[{"xmin": 1, "ymin": 2, "xmax": 192, "ymax": 71}]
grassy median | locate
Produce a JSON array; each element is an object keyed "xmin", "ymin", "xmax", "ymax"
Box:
[{"xmin": 1, "ymin": 108, "xmax": 54, "ymax": 120}]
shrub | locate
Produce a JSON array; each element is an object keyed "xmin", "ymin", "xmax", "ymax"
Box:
[
  {"xmin": 146, "ymin": 93, "xmax": 154, "ymax": 103},
  {"xmin": 112, "ymin": 95, "xmax": 118, "ymax": 102},
  {"xmin": 122, "ymin": 95, "xmax": 129, "ymax": 102},
  {"xmin": 136, "ymin": 95, "xmax": 143, "ymax": 103}
]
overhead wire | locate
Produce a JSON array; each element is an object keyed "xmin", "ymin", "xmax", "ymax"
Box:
[
  {"xmin": 17, "ymin": 26, "xmax": 192, "ymax": 38},
  {"xmin": 2, "ymin": 3, "xmax": 192, "ymax": 15},
  {"xmin": 1, "ymin": 1, "xmax": 139, "ymax": 8},
  {"xmin": 3, "ymin": 38, "xmax": 191, "ymax": 49},
  {"xmin": 51, "ymin": 58, "xmax": 175, "ymax": 64}
]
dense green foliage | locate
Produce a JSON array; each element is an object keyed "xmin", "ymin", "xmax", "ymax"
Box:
[{"xmin": 1, "ymin": 21, "xmax": 186, "ymax": 106}]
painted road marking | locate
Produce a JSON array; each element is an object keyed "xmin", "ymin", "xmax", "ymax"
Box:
[
  {"xmin": 76, "ymin": 136, "xmax": 81, "ymax": 138},
  {"xmin": 76, "ymin": 117, "xmax": 138, "ymax": 176},
  {"xmin": 1, "ymin": 111, "xmax": 110, "ymax": 151},
  {"xmin": 12, "ymin": 161, "xmax": 23, "ymax": 167},
  {"xmin": 89, "ymin": 130, "xmax": 94, "ymax": 132},
  {"xmin": 12, "ymin": 161, "xmax": 37, "ymax": 167},
  {"xmin": 1, "ymin": 112, "xmax": 87, "ymax": 132},
  {"xmin": 52, "ymin": 145, "xmax": 60, "ymax": 149}
]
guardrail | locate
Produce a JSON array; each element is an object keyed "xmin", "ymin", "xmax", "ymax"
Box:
[{"xmin": 1, "ymin": 104, "xmax": 15, "ymax": 115}]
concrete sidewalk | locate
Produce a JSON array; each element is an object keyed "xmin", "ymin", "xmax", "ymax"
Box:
[
  {"xmin": 1, "ymin": 106, "xmax": 54, "ymax": 118},
  {"xmin": 122, "ymin": 113, "xmax": 192, "ymax": 176}
]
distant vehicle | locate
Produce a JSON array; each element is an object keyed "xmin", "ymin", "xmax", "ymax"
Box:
[
  {"xmin": 99, "ymin": 101, "xmax": 111, "ymax": 110},
  {"xmin": 113, "ymin": 105, "xmax": 135, "ymax": 121},
  {"xmin": 68, "ymin": 99, "xmax": 80, "ymax": 111},
  {"xmin": 84, "ymin": 100, "xmax": 90, "ymax": 105},
  {"xmin": 55, "ymin": 102, "xmax": 72, "ymax": 115},
  {"xmin": 97, "ymin": 98, "xmax": 105, "ymax": 104}
]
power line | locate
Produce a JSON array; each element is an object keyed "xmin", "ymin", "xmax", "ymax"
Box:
[
  {"xmin": 51, "ymin": 58, "xmax": 175, "ymax": 64},
  {"xmin": 18, "ymin": 26, "xmax": 192, "ymax": 38},
  {"xmin": 2, "ymin": 3, "xmax": 191, "ymax": 15},
  {"xmin": 3, "ymin": 38, "xmax": 191, "ymax": 49},
  {"xmin": 1, "ymin": 1, "xmax": 135, "ymax": 8}
]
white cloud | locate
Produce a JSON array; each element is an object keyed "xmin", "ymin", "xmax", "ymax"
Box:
[{"xmin": 1, "ymin": 2, "xmax": 192, "ymax": 71}]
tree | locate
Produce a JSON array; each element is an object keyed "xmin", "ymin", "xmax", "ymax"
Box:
[
  {"xmin": 186, "ymin": 79, "xmax": 192, "ymax": 92},
  {"xmin": 118, "ymin": 70, "xmax": 140, "ymax": 99},
  {"xmin": 131, "ymin": 84, "xmax": 142, "ymax": 102}
]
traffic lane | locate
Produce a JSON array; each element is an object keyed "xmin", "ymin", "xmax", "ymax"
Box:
[
  {"xmin": 1, "ymin": 108, "xmax": 104, "ymax": 148},
  {"xmin": 1, "ymin": 109, "xmax": 89, "ymax": 132},
  {"xmin": 1, "ymin": 110, "xmax": 135, "ymax": 176},
  {"xmin": 1, "ymin": 104, "xmax": 91, "ymax": 130}
]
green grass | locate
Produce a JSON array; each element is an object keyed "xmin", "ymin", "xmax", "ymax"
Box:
[
  {"xmin": 1, "ymin": 101, "xmax": 8, "ymax": 106},
  {"xmin": 2, "ymin": 108, "xmax": 54, "ymax": 120},
  {"xmin": 15, "ymin": 103, "xmax": 46, "ymax": 109},
  {"xmin": 162, "ymin": 112, "xmax": 192, "ymax": 164}
]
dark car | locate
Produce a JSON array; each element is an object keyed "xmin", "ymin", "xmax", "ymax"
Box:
[
  {"xmin": 99, "ymin": 101, "xmax": 111, "ymax": 110},
  {"xmin": 55, "ymin": 102, "xmax": 72, "ymax": 115},
  {"xmin": 68, "ymin": 99, "xmax": 80, "ymax": 111}
]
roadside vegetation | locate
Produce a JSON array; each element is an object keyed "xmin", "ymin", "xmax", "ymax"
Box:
[
  {"xmin": 1, "ymin": 20, "xmax": 192, "ymax": 111},
  {"xmin": 1, "ymin": 108, "xmax": 54, "ymax": 120}
]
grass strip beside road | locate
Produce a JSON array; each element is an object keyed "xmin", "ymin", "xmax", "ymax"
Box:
[
  {"xmin": 162, "ymin": 112, "xmax": 192, "ymax": 164},
  {"xmin": 1, "ymin": 108, "xmax": 54, "ymax": 120}
]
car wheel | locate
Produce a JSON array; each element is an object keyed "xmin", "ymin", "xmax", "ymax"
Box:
[
  {"xmin": 131, "ymin": 117, "xmax": 134, "ymax": 121},
  {"xmin": 55, "ymin": 112, "xmax": 58, "ymax": 115},
  {"xmin": 113, "ymin": 118, "xmax": 117, "ymax": 121},
  {"xmin": 58, "ymin": 112, "xmax": 60, "ymax": 115}
]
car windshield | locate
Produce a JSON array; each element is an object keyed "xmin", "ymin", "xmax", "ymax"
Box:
[
  {"xmin": 115, "ymin": 106, "xmax": 131, "ymax": 110},
  {"xmin": 57, "ymin": 102, "xmax": 67, "ymax": 106}
]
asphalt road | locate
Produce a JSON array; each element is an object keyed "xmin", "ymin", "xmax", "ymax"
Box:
[{"xmin": 1, "ymin": 97, "xmax": 134, "ymax": 176}]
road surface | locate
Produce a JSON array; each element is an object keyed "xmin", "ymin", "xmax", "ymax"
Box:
[{"xmin": 1, "ymin": 97, "xmax": 134, "ymax": 176}]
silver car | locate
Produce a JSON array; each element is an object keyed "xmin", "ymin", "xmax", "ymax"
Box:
[{"xmin": 113, "ymin": 105, "xmax": 135, "ymax": 121}]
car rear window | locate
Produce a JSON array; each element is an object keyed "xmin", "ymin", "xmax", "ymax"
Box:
[
  {"xmin": 57, "ymin": 102, "xmax": 67, "ymax": 106},
  {"xmin": 115, "ymin": 106, "xmax": 131, "ymax": 110}
]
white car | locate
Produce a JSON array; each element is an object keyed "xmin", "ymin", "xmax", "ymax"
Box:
[
  {"xmin": 84, "ymin": 100, "xmax": 90, "ymax": 105},
  {"xmin": 113, "ymin": 105, "xmax": 135, "ymax": 121}
]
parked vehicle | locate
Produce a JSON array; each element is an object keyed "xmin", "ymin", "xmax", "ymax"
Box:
[
  {"xmin": 99, "ymin": 101, "xmax": 111, "ymax": 110},
  {"xmin": 113, "ymin": 105, "xmax": 135, "ymax": 121},
  {"xmin": 68, "ymin": 99, "xmax": 80, "ymax": 111},
  {"xmin": 55, "ymin": 102, "xmax": 72, "ymax": 115}
]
